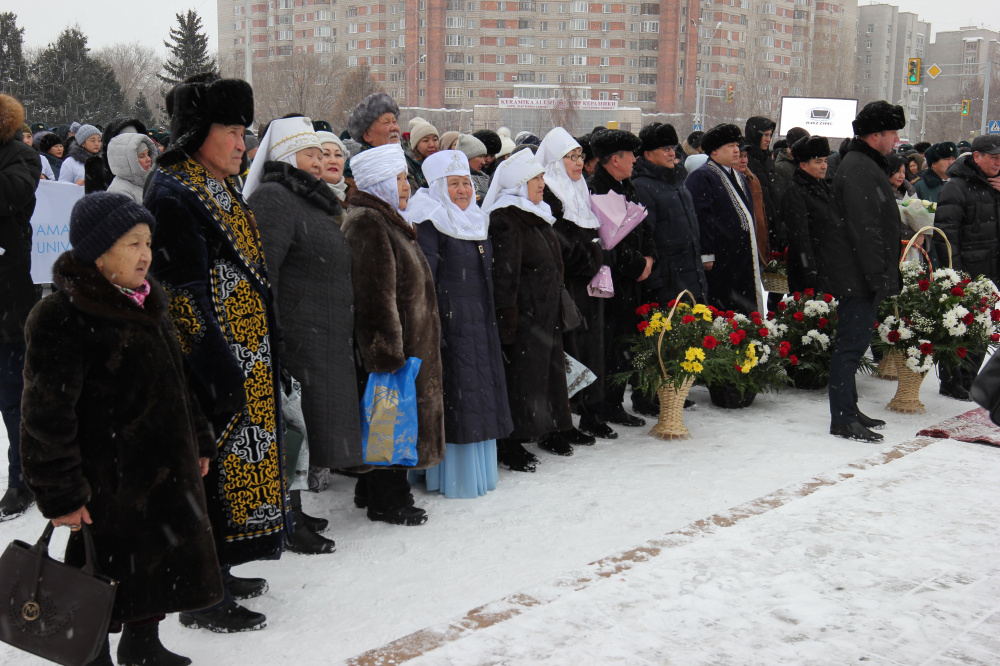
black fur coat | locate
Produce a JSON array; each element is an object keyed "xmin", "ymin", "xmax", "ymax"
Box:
[{"xmin": 20, "ymin": 253, "xmax": 224, "ymax": 622}]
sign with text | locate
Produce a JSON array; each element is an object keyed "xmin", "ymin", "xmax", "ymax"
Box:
[
  {"xmin": 29, "ymin": 180, "xmax": 84, "ymax": 284},
  {"xmin": 778, "ymin": 97, "xmax": 859, "ymax": 139},
  {"xmin": 498, "ymin": 98, "xmax": 619, "ymax": 111}
]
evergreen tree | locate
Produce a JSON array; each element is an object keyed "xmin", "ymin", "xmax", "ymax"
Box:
[
  {"xmin": 0, "ymin": 12, "xmax": 28, "ymax": 98},
  {"xmin": 28, "ymin": 27, "xmax": 128, "ymax": 126},
  {"xmin": 130, "ymin": 92, "xmax": 156, "ymax": 128},
  {"xmin": 159, "ymin": 10, "xmax": 217, "ymax": 86}
]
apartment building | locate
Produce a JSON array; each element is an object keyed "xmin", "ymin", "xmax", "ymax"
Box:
[
  {"xmin": 925, "ymin": 26, "xmax": 1000, "ymax": 106},
  {"xmin": 854, "ymin": 4, "xmax": 930, "ymax": 124}
]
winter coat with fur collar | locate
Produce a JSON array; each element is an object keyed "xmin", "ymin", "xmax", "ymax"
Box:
[{"xmin": 20, "ymin": 253, "xmax": 224, "ymax": 622}]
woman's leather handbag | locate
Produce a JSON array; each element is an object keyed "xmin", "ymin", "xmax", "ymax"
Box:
[
  {"xmin": 0, "ymin": 522, "xmax": 117, "ymax": 666},
  {"xmin": 559, "ymin": 285, "xmax": 584, "ymax": 332}
]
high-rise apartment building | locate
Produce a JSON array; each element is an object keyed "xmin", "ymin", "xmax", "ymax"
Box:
[{"xmin": 854, "ymin": 4, "xmax": 930, "ymax": 120}]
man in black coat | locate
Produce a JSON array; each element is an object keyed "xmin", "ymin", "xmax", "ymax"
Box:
[
  {"xmin": 782, "ymin": 136, "xmax": 832, "ymax": 293},
  {"xmin": 0, "ymin": 94, "xmax": 41, "ymax": 520},
  {"xmin": 745, "ymin": 117, "xmax": 779, "ymax": 247},
  {"xmin": 934, "ymin": 134, "xmax": 1000, "ymax": 400},
  {"xmin": 821, "ymin": 100, "xmax": 906, "ymax": 441},
  {"xmin": 588, "ymin": 129, "xmax": 657, "ymax": 425},
  {"xmin": 632, "ymin": 122, "xmax": 707, "ymax": 304}
]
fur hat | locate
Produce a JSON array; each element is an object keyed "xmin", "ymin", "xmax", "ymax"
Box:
[
  {"xmin": 922, "ymin": 142, "xmax": 957, "ymax": 166},
  {"xmin": 784, "ymin": 126, "xmax": 810, "ymax": 147},
  {"xmin": 700, "ymin": 123, "xmax": 743, "ymax": 156},
  {"xmin": 577, "ymin": 134, "xmax": 594, "ymax": 162},
  {"xmin": 496, "ymin": 127, "xmax": 516, "ymax": 157},
  {"xmin": 312, "ymin": 119, "xmax": 333, "ymax": 133},
  {"xmin": 347, "ymin": 92, "xmax": 399, "ymax": 143},
  {"xmin": 160, "ymin": 73, "xmax": 254, "ymax": 167},
  {"xmin": 591, "ymin": 129, "xmax": 641, "ymax": 160},
  {"xmin": 638, "ymin": 122, "xmax": 679, "ymax": 154},
  {"xmin": 0, "ymin": 95, "xmax": 25, "ymax": 143},
  {"xmin": 852, "ymin": 100, "xmax": 906, "ymax": 136},
  {"xmin": 39, "ymin": 133, "xmax": 63, "ymax": 153},
  {"xmin": 70, "ymin": 192, "xmax": 156, "ymax": 264},
  {"xmin": 455, "ymin": 134, "xmax": 488, "ymax": 161},
  {"xmin": 686, "ymin": 131, "xmax": 704, "ymax": 150},
  {"xmin": 472, "ymin": 129, "xmax": 502, "ymax": 156},
  {"xmin": 791, "ymin": 136, "xmax": 831, "ymax": 164},
  {"xmin": 408, "ymin": 117, "xmax": 439, "ymax": 150}
]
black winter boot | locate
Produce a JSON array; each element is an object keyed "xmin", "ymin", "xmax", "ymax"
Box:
[
  {"xmin": 497, "ymin": 440, "xmax": 538, "ymax": 473},
  {"xmin": 0, "ymin": 487, "xmax": 34, "ymax": 521},
  {"xmin": 178, "ymin": 600, "xmax": 267, "ymax": 633},
  {"xmin": 117, "ymin": 621, "xmax": 192, "ymax": 666},
  {"xmin": 286, "ymin": 509, "xmax": 336, "ymax": 554}
]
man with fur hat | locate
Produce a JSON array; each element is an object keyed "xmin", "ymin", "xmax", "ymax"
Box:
[
  {"xmin": 0, "ymin": 94, "xmax": 42, "ymax": 520},
  {"xmin": 744, "ymin": 117, "xmax": 780, "ymax": 247},
  {"xmin": 686, "ymin": 123, "xmax": 765, "ymax": 316},
  {"xmin": 588, "ymin": 128, "xmax": 658, "ymax": 425},
  {"xmin": 405, "ymin": 116, "xmax": 438, "ymax": 191},
  {"xmin": 144, "ymin": 72, "xmax": 287, "ymax": 632},
  {"xmin": 344, "ymin": 91, "xmax": 401, "ymax": 184},
  {"xmin": 934, "ymin": 134, "xmax": 1000, "ymax": 400},
  {"xmin": 774, "ymin": 126, "xmax": 810, "ymax": 202},
  {"xmin": 821, "ymin": 100, "xmax": 906, "ymax": 441},
  {"xmin": 781, "ymin": 136, "xmax": 833, "ymax": 293}
]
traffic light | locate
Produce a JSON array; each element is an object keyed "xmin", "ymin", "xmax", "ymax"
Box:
[
  {"xmin": 726, "ymin": 83, "xmax": 734, "ymax": 103},
  {"xmin": 907, "ymin": 58, "xmax": 921, "ymax": 85},
  {"xmin": 961, "ymin": 99, "xmax": 970, "ymax": 116}
]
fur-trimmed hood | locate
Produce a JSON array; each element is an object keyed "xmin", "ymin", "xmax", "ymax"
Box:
[
  {"xmin": 51, "ymin": 251, "xmax": 167, "ymax": 326},
  {"xmin": 0, "ymin": 94, "xmax": 26, "ymax": 143}
]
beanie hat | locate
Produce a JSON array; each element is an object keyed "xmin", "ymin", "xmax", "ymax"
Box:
[
  {"xmin": 496, "ymin": 127, "xmax": 516, "ymax": 157},
  {"xmin": 638, "ymin": 122, "xmax": 679, "ymax": 153},
  {"xmin": 439, "ymin": 131, "xmax": 461, "ymax": 151},
  {"xmin": 700, "ymin": 123, "xmax": 743, "ymax": 156},
  {"xmin": 70, "ymin": 192, "xmax": 156, "ymax": 264},
  {"xmin": 455, "ymin": 134, "xmax": 488, "ymax": 161},
  {"xmin": 791, "ymin": 135, "xmax": 831, "ymax": 163},
  {"xmin": 69, "ymin": 122, "xmax": 82, "ymax": 134},
  {"xmin": 852, "ymin": 100, "xmax": 906, "ymax": 136},
  {"xmin": 408, "ymin": 117, "xmax": 439, "ymax": 151},
  {"xmin": 472, "ymin": 129, "xmax": 502, "ymax": 157},
  {"xmin": 74, "ymin": 124, "xmax": 101, "ymax": 146}
]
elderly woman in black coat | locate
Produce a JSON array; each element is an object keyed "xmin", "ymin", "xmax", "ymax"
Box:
[
  {"xmin": 406, "ymin": 150, "xmax": 513, "ymax": 497},
  {"xmin": 244, "ymin": 116, "xmax": 362, "ymax": 554},
  {"xmin": 485, "ymin": 148, "xmax": 575, "ymax": 470},
  {"xmin": 20, "ymin": 193, "xmax": 224, "ymax": 666}
]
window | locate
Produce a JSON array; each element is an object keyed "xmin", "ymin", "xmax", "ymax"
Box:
[
  {"xmin": 277, "ymin": 14, "xmax": 292, "ymax": 24},
  {"xmin": 638, "ymin": 56, "xmax": 656, "ymax": 67},
  {"xmin": 599, "ymin": 91, "xmax": 609, "ymax": 100},
  {"xmin": 467, "ymin": 71, "xmax": 476, "ymax": 81},
  {"xmin": 571, "ymin": 18, "xmax": 587, "ymax": 29},
  {"xmin": 572, "ymin": 37, "xmax": 587, "ymax": 47},
  {"xmin": 518, "ymin": 19, "xmax": 532, "ymax": 28},
  {"xmin": 497, "ymin": 54, "xmax": 506, "ymax": 64},
  {"xmin": 446, "ymin": 16, "xmax": 463, "ymax": 27},
  {"xmin": 864, "ymin": 54, "xmax": 871, "ymax": 64},
  {"xmin": 467, "ymin": 37, "xmax": 475, "ymax": 46},
  {"xmin": 520, "ymin": 0, "xmax": 536, "ymax": 8},
  {"xmin": 559, "ymin": 56, "xmax": 567, "ymax": 65},
  {"xmin": 468, "ymin": 55, "xmax": 475, "ymax": 64},
  {"xmin": 419, "ymin": 88, "xmax": 425, "ymax": 97},
  {"xmin": 599, "ymin": 73, "xmax": 609, "ymax": 83},
  {"xmin": 638, "ymin": 91, "xmax": 656, "ymax": 101},
  {"xmin": 538, "ymin": 73, "xmax": 547, "ymax": 82},
  {"xmin": 539, "ymin": 39, "xmax": 548, "ymax": 48},
  {"xmin": 446, "ymin": 52, "xmax": 463, "ymax": 63},
  {"xmin": 446, "ymin": 34, "xmax": 462, "ymax": 45},
  {"xmin": 539, "ymin": 55, "xmax": 547, "ymax": 64},
  {"xmin": 541, "ymin": 21, "xmax": 548, "ymax": 30},
  {"xmin": 278, "ymin": 30, "xmax": 293, "ymax": 40},
  {"xmin": 601, "ymin": 39, "xmax": 609, "ymax": 48},
  {"xmin": 558, "ymin": 21, "xmax": 567, "ymax": 30},
  {"xmin": 347, "ymin": 7, "xmax": 357, "ymax": 17},
  {"xmin": 600, "ymin": 56, "xmax": 609, "ymax": 65},
  {"xmin": 234, "ymin": 5, "xmax": 244, "ymax": 15},
  {"xmin": 571, "ymin": 54, "xmax": 587, "ymax": 65},
  {"xmin": 571, "ymin": 72, "xmax": 586, "ymax": 82},
  {"xmin": 559, "ymin": 3, "xmax": 567, "ymax": 11},
  {"xmin": 278, "ymin": 0, "xmax": 292, "ymax": 7},
  {"xmin": 419, "ymin": 71, "xmax": 426, "ymax": 80},
  {"xmin": 468, "ymin": 19, "xmax": 475, "ymax": 28},
  {"xmin": 540, "ymin": 2, "xmax": 548, "ymax": 9},
  {"xmin": 315, "ymin": 41, "xmax": 332, "ymax": 52},
  {"xmin": 866, "ymin": 23, "xmax": 873, "ymax": 33},
  {"xmin": 348, "ymin": 55, "xmax": 358, "ymax": 65},
  {"xmin": 865, "ymin": 40, "xmax": 872, "ymax": 49},
  {"xmin": 445, "ymin": 69, "xmax": 464, "ymax": 80},
  {"xmin": 639, "ymin": 73, "xmax": 656, "ymax": 84},
  {"xmin": 557, "ymin": 73, "xmax": 565, "ymax": 82},
  {"xmin": 558, "ymin": 39, "xmax": 566, "ymax": 47},
  {"xmin": 573, "ymin": 0, "xmax": 587, "ymax": 9},
  {"xmin": 348, "ymin": 23, "xmax": 358, "ymax": 33},
  {"xmin": 640, "ymin": 20, "xmax": 658, "ymax": 32},
  {"xmin": 316, "ymin": 26, "xmax": 332, "ymax": 36},
  {"xmin": 518, "ymin": 52, "xmax": 534, "ymax": 64}
]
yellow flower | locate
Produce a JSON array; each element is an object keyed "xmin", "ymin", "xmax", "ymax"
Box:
[
  {"xmin": 685, "ymin": 347, "xmax": 706, "ymax": 362},
  {"xmin": 680, "ymin": 360, "xmax": 703, "ymax": 373},
  {"xmin": 692, "ymin": 303, "xmax": 713, "ymax": 321},
  {"xmin": 740, "ymin": 343, "xmax": 758, "ymax": 373}
]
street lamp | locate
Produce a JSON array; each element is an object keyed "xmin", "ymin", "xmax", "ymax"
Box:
[
  {"xmin": 920, "ymin": 87, "xmax": 928, "ymax": 142},
  {"xmin": 404, "ymin": 54, "xmax": 426, "ymax": 108}
]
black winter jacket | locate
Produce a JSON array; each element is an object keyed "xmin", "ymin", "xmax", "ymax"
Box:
[
  {"xmin": 935, "ymin": 154, "xmax": 1000, "ymax": 281},
  {"xmin": 782, "ymin": 168, "xmax": 832, "ymax": 292},
  {"xmin": 0, "ymin": 135, "xmax": 41, "ymax": 344},
  {"xmin": 744, "ymin": 117, "xmax": 779, "ymax": 243},
  {"xmin": 819, "ymin": 139, "xmax": 902, "ymax": 301},
  {"xmin": 631, "ymin": 157, "xmax": 707, "ymax": 302}
]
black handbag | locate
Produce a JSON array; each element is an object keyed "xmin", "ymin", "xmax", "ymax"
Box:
[
  {"xmin": 971, "ymin": 352, "xmax": 1000, "ymax": 426},
  {"xmin": 559, "ymin": 285, "xmax": 584, "ymax": 332},
  {"xmin": 0, "ymin": 523, "xmax": 118, "ymax": 666}
]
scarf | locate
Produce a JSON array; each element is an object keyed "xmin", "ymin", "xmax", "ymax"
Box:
[
  {"xmin": 116, "ymin": 280, "xmax": 150, "ymax": 308},
  {"xmin": 482, "ymin": 149, "xmax": 555, "ymax": 224},
  {"xmin": 537, "ymin": 128, "xmax": 600, "ymax": 229},
  {"xmin": 705, "ymin": 159, "xmax": 764, "ymax": 314},
  {"xmin": 404, "ymin": 150, "xmax": 489, "ymax": 240}
]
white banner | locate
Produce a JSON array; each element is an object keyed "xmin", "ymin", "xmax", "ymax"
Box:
[
  {"xmin": 498, "ymin": 98, "xmax": 619, "ymax": 111},
  {"xmin": 778, "ymin": 97, "xmax": 859, "ymax": 139},
  {"xmin": 29, "ymin": 180, "xmax": 84, "ymax": 284}
]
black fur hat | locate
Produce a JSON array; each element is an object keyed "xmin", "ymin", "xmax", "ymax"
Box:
[
  {"xmin": 312, "ymin": 119, "xmax": 334, "ymax": 133},
  {"xmin": 160, "ymin": 73, "xmax": 254, "ymax": 168},
  {"xmin": 791, "ymin": 136, "xmax": 831, "ymax": 163},
  {"xmin": 638, "ymin": 122, "xmax": 679, "ymax": 153},
  {"xmin": 347, "ymin": 92, "xmax": 399, "ymax": 142},
  {"xmin": 700, "ymin": 123, "xmax": 743, "ymax": 156},
  {"xmin": 591, "ymin": 129, "xmax": 641, "ymax": 159},
  {"xmin": 924, "ymin": 141, "xmax": 959, "ymax": 165},
  {"xmin": 852, "ymin": 100, "xmax": 906, "ymax": 136},
  {"xmin": 473, "ymin": 129, "xmax": 502, "ymax": 156},
  {"xmin": 577, "ymin": 134, "xmax": 594, "ymax": 162}
]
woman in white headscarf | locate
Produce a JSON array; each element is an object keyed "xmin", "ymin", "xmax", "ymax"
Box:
[
  {"xmin": 342, "ymin": 143, "xmax": 445, "ymax": 525},
  {"xmin": 537, "ymin": 128, "xmax": 617, "ymax": 443},
  {"xmin": 245, "ymin": 116, "xmax": 357, "ymax": 555},
  {"xmin": 484, "ymin": 148, "xmax": 574, "ymax": 471},
  {"xmin": 404, "ymin": 151, "xmax": 513, "ymax": 498},
  {"xmin": 316, "ymin": 131, "xmax": 350, "ymax": 203}
]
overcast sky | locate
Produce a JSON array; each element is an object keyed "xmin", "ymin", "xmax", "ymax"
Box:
[{"xmin": 11, "ymin": 0, "xmax": 994, "ymax": 54}]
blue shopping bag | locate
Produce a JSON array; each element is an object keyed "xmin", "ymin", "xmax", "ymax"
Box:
[{"xmin": 359, "ymin": 357, "xmax": 422, "ymax": 466}]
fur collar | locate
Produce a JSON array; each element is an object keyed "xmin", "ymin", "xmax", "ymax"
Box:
[
  {"xmin": 51, "ymin": 251, "xmax": 167, "ymax": 326},
  {"xmin": 346, "ymin": 189, "xmax": 417, "ymax": 239},
  {"xmin": 847, "ymin": 138, "xmax": 889, "ymax": 170},
  {"xmin": 792, "ymin": 167, "xmax": 831, "ymax": 199},
  {"xmin": 261, "ymin": 161, "xmax": 344, "ymax": 216},
  {"xmin": 68, "ymin": 142, "xmax": 98, "ymax": 164}
]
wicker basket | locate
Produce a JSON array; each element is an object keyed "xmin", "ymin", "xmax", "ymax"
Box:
[
  {"xmin": 708, "ymin": 383, "xmax": 757, "ymax": 409},
  {"xmin": 762, "ymin": 272, "xmax": 788, "ymax": 294},
  {"xmin": 887, "ymin": 364, "xmax": 927, "ymax": 414},
  {"xmin": 875, "ymin": 352, "xmax": 899, "ymax": 381},
  {"xmin": 648, "ymin": 377, "xmax": 696, "ymax": 440}
]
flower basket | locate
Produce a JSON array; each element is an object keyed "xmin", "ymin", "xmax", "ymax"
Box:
[
  {"xmin": 771, "ymin": 289, "xmax": 837, "ymax": 390},
  {"xmin": 875, "ymin": 353, "xmax": 899, "ymax": 380},
  {"xmin": 649, "ymin": 376, "xmax": 697, "ymax": 440},
  {"xmin": 787, "ymin": 364, "xmax": 829, "ymax": 390},
  {"xmin": 886, "ymin": 355, "xmax": 928, "ymax": 414},
  {"xmin": 701, "ymin": 305, "xmax": 791, "ymax": 401},
  {"xmin": 708, "ymin": 383, "xmax": 757, "ymax": 408},
  {"xmin": 762, "ymin": 272, "xmax": 789, "ymax": 294}
]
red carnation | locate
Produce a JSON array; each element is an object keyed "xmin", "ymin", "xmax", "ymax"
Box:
[
  {"xmin": 963, "ymin": 312, "xmax": 975, "ymax": 326},
  {"xmin": 789, "ymin": 355, "xmax": 799, "ymax": 366},
  {"xmin": 638, "ymin": 321, "xmax": 649, "ymax": 332},
  {"xmin": 981, "ymin": 297, "xmax": 989, "ymax": 306},
  {"xmin": 668, "ymin": 299, "xmax": 677, "ymax": 307},
  {"xmin": 793, "ymin": 312, "xmax": 805, "ymax": 322},
  {"xmin": 887, "ymin": 330, "xmax": 900, "ymax": 342},
  {"xmin": 750, "ymin": 311, "xmax": 761, "ymax": 319},
  {"xmin": 957, "ymin": 347, "xmax": 967, "ymax": 358},
  {"xmin": 918, "ymin": 280, "xmax": 930, "ymax": 291},
  {"xmin": 650, "ymin": 302, "xmax": 659, "ymax": 308},
  {"xmin": 737, "ymin": 329, "xmax": 747, "ymax": 340},
  {"xmin": 874, "ymin": 321, "xmax": 881, "ymax": 330},
  {"xmin": 920, "ymin": 342, "xmax": 934, "ymax": 355},
  {"xmin": 636, "ymin": 304, "xmax": 650, "ymax": 316},
  {"xmin": 992, "ymin": 310, "xmax": 1000, "ymax": 322},
  {"xmin": 729, "ymin": 332, "xmax": 741, "ymax": 345},
  {"xmin": 682, "ymin": 314, "xmax": 696, "ymax": 324},
  {"xmin": 777, "ymin": 302, "xmax": 788, "ymax": 311},
  {"xmin": 767, "ymin": 311, "xmax": 775, "ymax": 320},
  {"xmin": 703, "ymin": 335, "xmax": 718, "ymax": 349},
  {"xmin": 793, "ymin": 292, "xmax": 801, "ymax": 300},
  {"xmin": 778, "ymin": 348, "xmax": 789, "ymax": 358},
  {"xmin": 779, "ymin": 341, "xmax": 791, "ymax": 350},
  {"xmin": 979, "ymin": 306, "xmax": 988, "ymax": 313},
  {"xmin": 961, "ymin": 278, "xmax": 972, "ymax": 285},
  {"xmin": 724, "ymin": 310, "xmax": 735, "ymax": 319},
  {"xmin": 759, "ymin": 328, "xmax": 769, "ymax": 337},
  {"xmin": 993, "ymin": 333, "xmax": 1000, "ymax": 343},
  {"xmin": 734, "ymin": 364, "xmax": 743, "ymax": 372},
  {"xmin": 729, "ymin": 318, "xmax": 739, "ymax": 328},
  {"xmin": 817, "ymin": 317, "xmax": 828, "ymax": 329},
  {"xmin": 823, "ymin": 293, "xmax": 834, "ymax": 303},
  {"xmin": 804, "ymin": 288, "xmax": 815, "ymax": 297},
  {"xmin": 951, "ymin": 286, "xmax": 965, "ymax": 297}
]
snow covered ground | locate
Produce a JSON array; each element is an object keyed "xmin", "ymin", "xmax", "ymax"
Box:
[{"xmin": 2, "ymin": 371, "xmax": 999, "ymax": 665}]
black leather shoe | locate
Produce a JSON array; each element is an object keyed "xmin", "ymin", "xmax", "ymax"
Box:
[
  {"xmin": 497, "ymin": 441, "xmax": 538, "ymax": 473},
  {"xmin": 286, "ymin": 525, "xmax": 336, "ymax": 555},
  {"xmin": 224, "ymin": 575, "xmax": 268, "ymax": 601},
  {"xmin": 684, "ymin": 399, "xmax": 696, "ymax": 410},
  {"xmin": 118, "ymin": 621, "xmax": 191, "ymax": 666},
  {"xmin": 940, "ymin": 384, "xmax": 973, "ymax": 401},
  {"xmin": 179, "ymin": 601, "xmax": 267, "ymax": 633},
  {"xmin": 563, "ymin": 427, "xmax": 596, "ymax": 445},
  {"xmin": 578, "ymin": 415, "xmax": 618, "ymax": 440},
  {"xmin": 297, "ymin": 509, "xmax": 329, "ymax": 534},
  {"xmin": 0, "ymin": 487, "xmax": 34, "ymax": 522},
  {"xmin": 603, "ymin": 406, "xmax": 646, "ymax": 428},
  {"xmin": 630, "ymin": 396, "xmax": 659, "ymax": 417},
  {"xmin": 830, "ymin": 422, "xmax": 884, "ymax": 442},
  {"xmin": 368, "ymin": 505, "xmax": 428, "ymax": 526},
  {"xmin": 857, "ymin": 411, "xmax": 886, "ymax": 430},
  {"xmin": 538, "ymin": 432, "xmax": 574, "ymax": 456}
]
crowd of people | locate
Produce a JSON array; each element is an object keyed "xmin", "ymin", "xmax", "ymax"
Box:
[{"xmin": 1, "ymin": 74, "xmax": 1000, "ymax": 665}]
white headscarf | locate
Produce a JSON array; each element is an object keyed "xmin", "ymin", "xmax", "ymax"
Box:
[
  {"xmin": 536, "ymin": 127, "xmax": 600, "ymax": 229},
  {"xmin": 350, "ymin": 143, "xmax": 408, "ymax": 212},
  {"xmin": 481, "ymin": 149, "xmax": 555, "ymax": 224},
  {"xmin": 242, "ymin": 116, "xmax": 322, "ymax": 198},
  {"xmin": 404, "ymin": 151, "xmax": 488, "ymax": 240}
]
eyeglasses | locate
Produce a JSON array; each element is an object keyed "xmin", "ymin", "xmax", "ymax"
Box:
[{"xmin": 564, "ymin": 152, "xmax": 584, "ymax": 162}]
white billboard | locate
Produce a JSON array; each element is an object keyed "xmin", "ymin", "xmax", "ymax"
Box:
[{"xmin": 778, "ymin": 97, "xmax": 858, "ymax": 139}]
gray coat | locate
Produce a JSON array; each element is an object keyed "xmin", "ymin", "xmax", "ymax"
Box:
[
  {"xmin": 248, "ymin": 162, "xmax": 363, "ymax": 469},
  {"xmin": 106, "ymin": 133, "xmax": 157, "ymax": 202}
]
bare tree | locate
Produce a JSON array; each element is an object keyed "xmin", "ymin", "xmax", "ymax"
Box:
[
  {"xmin": 250, "ymin": 53, "xmax": 349, "ymax": 124},
  {"xmin": 547, "ymin": 86, "xmax": 583, "ymax": 135},
  {"xmin": 95, "ymin": 41, "xmax": 165, "ymax": 123},
  {"xmin": 738, "ymin": 7, "xmax": 783, "ymax": 121},
  {"xmin": 329, "ymin": 64, "xmax": 384, "ymax": 132}
]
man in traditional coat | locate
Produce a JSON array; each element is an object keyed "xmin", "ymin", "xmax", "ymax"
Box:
[
  {"xmin": 686, "ymin": 123, "xmax": 765, "ymax": 316},
  {"xmin": 145, "ymin": 73, "xmax": 287, "ymax": 632}
]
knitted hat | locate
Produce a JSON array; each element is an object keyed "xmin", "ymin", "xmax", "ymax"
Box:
[
  {"xmin": 472, "ymin": 129, "xmax": 502, "ymax": 157},
  {"xmin": 74, "ymin": 124, "xmax": 101, "ymax": 146},
  {"xmin": 515, "ymin": 131, "xmax": 541, "ymax": 147},
  {"xmin": 638, "ymin": 122, "xmax": 679, "ymax": 153},
  {"xmin": 69, "ymin": 122, "xmax": 81, "ymax": 134},
  {"xmin": 347, "ymin": 92, "xmax": 399, "ymax": 143},
  {"xmin": 439, "ymin": 131, "xmax": 460, "ymax": 151},
  {"xmin": 408, "ymin": 117, "xmax": 439, "ymax": 150},
  {"xmin": 455, "ymin": 134, "xmax": 488, "ymax": 161},
  {"xmin": 496, "ymin": 127, "xmax": 516, "ymax": 157},
  {"xmin": 852, "ymin": 100, "xmax": 906, "ymax": 136},
  {"xmin": 590, "ymin": 129, "xmax": 641, "ymax": 159},
  {"xmin": 791, "ymin": 136, "xmax": 831, "ymax": 163},
  {"xmin": 700, "ymin": 124, "xmax": 743, "ymax": 156},
  {"xmin": 70, "ymin": 192, "xmax": 156, "ymax": 263}
]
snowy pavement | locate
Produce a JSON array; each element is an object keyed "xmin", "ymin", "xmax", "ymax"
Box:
[{"xmin": 2, "ymin": 372, "xmax": 999, "ymax": 665}]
